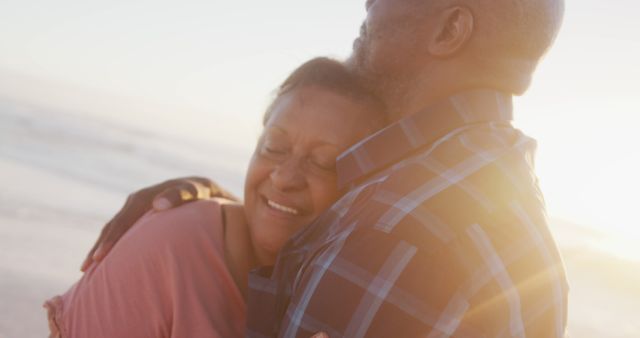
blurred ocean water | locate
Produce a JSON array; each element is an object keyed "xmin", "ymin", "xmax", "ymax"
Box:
[
  {"xmin": 0, "ymin": 99, "xmax": 248, "ymax": 338},
  {"xmin": 0, "ymin": 99, "xmax": 638, "ymax": 338}
]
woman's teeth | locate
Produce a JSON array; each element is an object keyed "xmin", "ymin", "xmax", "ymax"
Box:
[{"xmin": 267, "ymin": 199, "xmax": 299, "ymax": 215}]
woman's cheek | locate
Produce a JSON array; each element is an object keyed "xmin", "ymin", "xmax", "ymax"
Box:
[
  {"xmin": 310, "ymin": 179, "xmax": 340, "ymax": 216},
  {"xmin": 254, "ymin": 222, "xmax": 292, "ymax": 255}
]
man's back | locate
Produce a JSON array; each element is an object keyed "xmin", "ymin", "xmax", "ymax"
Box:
[{"xmin": 246, "ymin": 90, "xmax": 568, "ymax": 338}]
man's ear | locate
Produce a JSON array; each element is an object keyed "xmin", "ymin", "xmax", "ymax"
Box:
[{"xmin": 428, "ymin": 6, "xmax": 474, "ymax": 57}]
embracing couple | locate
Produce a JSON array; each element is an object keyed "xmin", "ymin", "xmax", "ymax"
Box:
[{"xmin": 45, "ymin": 0, "xmax": 568, "ymax": 337}]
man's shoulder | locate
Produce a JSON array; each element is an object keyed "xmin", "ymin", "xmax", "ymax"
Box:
[
  {"xmin": 339, "ymin": 123, "xmax": 545, "ymax": 248},
  {"xmin": 394, "ymin": 122, "xmax": 535, "ymax": 176},
  {"xmin": 369, "ymin": 122, "xmax": 535, "ymax": 182}
]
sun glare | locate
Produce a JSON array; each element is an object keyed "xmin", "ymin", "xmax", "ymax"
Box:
[{"xmin": 524, "ymin": 103, "xmax": 640, "ymax": 262}]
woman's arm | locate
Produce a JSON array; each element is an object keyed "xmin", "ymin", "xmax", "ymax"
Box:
[
  {"xmin": 81, "ymin": 176, "xmax": 237, "ymax": 271},
  {"xmin": 49, "ymin": 200, "xmax": 245, "ymax": 338}
]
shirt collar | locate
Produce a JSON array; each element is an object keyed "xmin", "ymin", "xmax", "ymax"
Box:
[{"xmin": 336, "ymin": 89, "xmax": 513, "ymax": 190}]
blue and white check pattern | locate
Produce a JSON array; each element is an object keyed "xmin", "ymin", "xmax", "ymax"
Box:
[{"xmin": 246, "ymin": 89, "xmax": 569, "ymax": 338}]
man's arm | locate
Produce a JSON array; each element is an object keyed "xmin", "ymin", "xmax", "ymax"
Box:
[
  {"xmin": 277, "ymin": 227, "xmax": 481, "ymax": 338},
  {"xmin": 80, "ymin": 176, "xmax": 237, "ymax": 271},
  {"xmin": 277, "ymin": 223, "xmax": 567, "ymax": 338}
]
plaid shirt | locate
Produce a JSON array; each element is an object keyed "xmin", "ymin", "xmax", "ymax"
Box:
[{"xmin": 246, "ymin": 89, "xmax": 569, "ymax": 338}]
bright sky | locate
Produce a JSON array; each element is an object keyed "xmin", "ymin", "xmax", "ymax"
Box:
[{"xmin": 1, "ymin": 0, "xmax": 639, "ymax": 260}]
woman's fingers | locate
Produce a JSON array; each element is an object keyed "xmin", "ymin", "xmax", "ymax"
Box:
[
  {"xmin": 189, "ymin": 176, "xmax": 218, "ymax": 192},
  {"xmin": 80, "ymin": 234, "xmax": 103, "ymax": 271},
  {"xmin": 152, "ymin": 181, "xmax": 211, "ymax": 211},
  {"xmin": 92, "ymin": 242, "xmax": 113, "ymax": 262},
  {"xmin": 187, "ymin": 176, "xmax": 239, "ymax": 201}
]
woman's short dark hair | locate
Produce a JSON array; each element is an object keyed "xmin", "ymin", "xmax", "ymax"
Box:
[{"xmin": 263, "ymin": 57, "xmax": 387, "ymax": 129}]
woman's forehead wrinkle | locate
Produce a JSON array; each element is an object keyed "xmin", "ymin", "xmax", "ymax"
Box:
[
  {"xmin": 265, "ymin": 119, "xmax": 330, "ymax": 149},
  {"xmin": 265, "ymin": 125, "xmax": 288, "ymax": 136}
]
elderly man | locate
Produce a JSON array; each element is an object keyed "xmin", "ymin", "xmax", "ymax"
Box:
[{"xmin": 86, "ymin": 0, "xmax": 568, "ymax": 336}]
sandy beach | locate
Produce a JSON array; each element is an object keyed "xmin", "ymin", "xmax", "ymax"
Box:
[{"xmin": 1, "ymin": 100, "xmax": 638, "ymax": 338}]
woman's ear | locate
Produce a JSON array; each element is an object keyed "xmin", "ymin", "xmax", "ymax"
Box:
[{"xmin": 428, "ymin": 6, "xmax": 474, "ymax": 57}]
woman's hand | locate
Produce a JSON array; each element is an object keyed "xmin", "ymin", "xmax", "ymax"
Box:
[{"xmin": 80, "ymin": 176, "xmax": 237, "ymax": 272}]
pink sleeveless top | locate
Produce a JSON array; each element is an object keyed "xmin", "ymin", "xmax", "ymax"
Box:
[{"xmin": 44, "ymin": 199, "xmax": 246, "ymax": 338}]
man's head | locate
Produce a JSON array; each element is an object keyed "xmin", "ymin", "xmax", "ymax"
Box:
[{"xmin": 347, "ymin": 0, "xmax": 564, "ymax": 119}]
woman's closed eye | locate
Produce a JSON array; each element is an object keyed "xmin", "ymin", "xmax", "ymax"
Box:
[
  {"xmin": 264, "ymin": 145, "xmax": 287, "ymax": 155},
  {"xmin": 259, "ymin": 128, "xmax": 291, "ymax": 159},
  {"xmin": 261, "ymin": 143, "xmax": 289, "ymax": 159},
  {"xmin": 307, "ymin": 153, "xmax": 336, "ymax": 174}
]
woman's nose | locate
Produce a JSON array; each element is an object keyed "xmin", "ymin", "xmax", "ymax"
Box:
[{"xmin": 269, "ymin": 158, "xmax": 307, "ymax": 191}]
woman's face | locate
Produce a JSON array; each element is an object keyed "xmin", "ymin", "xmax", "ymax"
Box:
[{"xmin": 244, "ymin": 86, "xmax": 377, "ymax": 265}]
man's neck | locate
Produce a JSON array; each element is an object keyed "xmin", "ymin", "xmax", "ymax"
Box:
[
  {"xmin": 386, "ymin": 76, "xmax": 509, "ymax": 122},
  {"xmin": 384, "ymin": 83, "xmax": 461, "ymax": 122},
  {"xmin": 379, "ymin": 61, "xmax": 521, "ymax": 121}
]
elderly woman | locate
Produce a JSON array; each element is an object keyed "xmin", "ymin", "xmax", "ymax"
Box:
[{"xmin": 44, "ymin": 57, "xmax": 387, "ymax": 338}]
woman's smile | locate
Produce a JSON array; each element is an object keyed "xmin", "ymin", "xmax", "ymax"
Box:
[{"xmin": 266, "ymin": 198, "xmax": 300, "ymax": 216}]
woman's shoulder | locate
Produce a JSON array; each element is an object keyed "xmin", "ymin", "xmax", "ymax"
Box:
[
  {"xmin": 145, "ymin": 198, "xmax": 233, "ymax": 224},
  {"xmin": 130, "ymin": 198, "xmax": 236, "ymax": 248},
  {"xmin": 216, "ymin": 198, "xmax": 246, "ymax": 227},
  {"xmin": 180, "ymin": 198, "xmax": 247, "ymax": 234}
]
